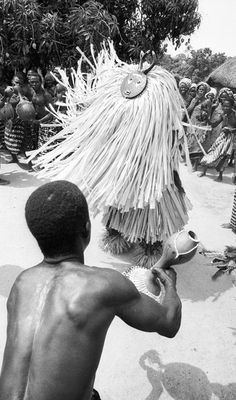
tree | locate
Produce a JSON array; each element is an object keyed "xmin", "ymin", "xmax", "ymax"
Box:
[
  {"xmin": 184, "ymin": 48, "xmax": 228, "ymax": 82},
  {"xmin": 0, "ymin": 0, "xmax": 201, "ymax": 73},
  {"xmin": 0, "ymin": 0, "xmax": 119, "ymax": 73},
  {"xmin": 118, "ymin": 0, "xmax": 201, "ymax": 60},
  {"xmin": 159, "ymin": 48, "xmax": 228, "ymax": 83}
]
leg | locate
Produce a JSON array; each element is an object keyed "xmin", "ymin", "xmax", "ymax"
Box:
[
  {"xmin": 8, "ymin": 153, "xmax": 18, "ymax": 163},
  {"xmin": 215, "ymin": 170, "xmax": 223, "ymax": 182},
  {"xmin": 192, "ymin": 159, "xmax": 199, "ymax": 172},
  {"xmin": 199, "ymin": 166, "xmax": 207, "ymax": 177},
  {"xmin": 0, "ymin": 177, "xmax": 10, "ymax": 185},
  {"xmin": 232, "ymin": 147, "xmax": 236, "ymax": 184},
  {"xmin": 221, "ymin": 223, "xmax": 232, "ymax": 229}
]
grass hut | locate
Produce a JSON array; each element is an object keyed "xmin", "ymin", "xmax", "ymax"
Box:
[{"xmin": 206, "ymin": 57, "xmax": 236, "ymax": 91}]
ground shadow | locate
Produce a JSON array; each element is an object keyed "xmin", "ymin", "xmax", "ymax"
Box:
[
  {"xmin": 0, "ymin": 264, "xmax": 24, "ymax": 298},
  {"xmin": 174, "ymin": 251, "xmax": 234, "ymax": 302},
  {"xmin": 229, "ymin": 327, "xmax": 236, "ymax": 345},
  {"xmin": 139, "ymin": 350, "xmax": 236, "ymax": 400},
  {"xmin": 105, "ymin": 247, "xmax": 233, "ymax": 302},
  {"xmin": 101, "ymin": 248, "xmax": 233, "ymax": 302},
  {"xmin": 196, "ymin": 166, "xmax": 235, "ymax": 186},
  {"xmin": 1, "ymin": 169, "xmax": 48, "ymax": 188}
]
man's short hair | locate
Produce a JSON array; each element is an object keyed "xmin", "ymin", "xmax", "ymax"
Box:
[{"xmin": 25, "ymin": 180, "xmax": 89, "ymax": 256}]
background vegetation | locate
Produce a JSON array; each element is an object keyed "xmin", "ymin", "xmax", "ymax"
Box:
[{"xmin": 0, "ymin": 0, "xmax": 227, "ymax": 82}]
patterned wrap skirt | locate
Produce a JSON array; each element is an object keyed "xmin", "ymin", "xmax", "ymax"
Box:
[
  {"xmin": 200, "ymin": 131, "xmax": 232, "ymax": 171},
  {"xmin": 4, "ymin": 118, "xmax": 25, "ymax": 154},
  {"xmin": 230, "ymin": 190, "xmax": 236, "ymax": 232},
  {"xmin": 0, "ymin": 120, "xmax": 5, "ymax": 148}
]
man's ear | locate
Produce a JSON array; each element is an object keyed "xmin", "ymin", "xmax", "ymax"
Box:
[{"xmin": 84, "ymin": 220, "xmax": 91, "ymax": 240}]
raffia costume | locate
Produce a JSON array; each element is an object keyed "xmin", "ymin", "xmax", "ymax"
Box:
[{"xmin": 31, "ymin": 43, "xmax": 191, "ymax": 260}]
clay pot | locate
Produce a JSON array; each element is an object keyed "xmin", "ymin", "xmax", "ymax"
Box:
[
  {"xmin": 0, "ymin": 103, "xmax": 14, "ymax": 121},
  {"xmin": 171, "ymin": 230, "xmax": 198, "ymax": 258},
  {"xmin": 155, "ymin": 230, "xmax": 199, "ymax": 269},
  {"xmin": 16, "ymin": 100, "xmax": 36, "ymax": 121},
  {"xmin": 4, "ymin": 86, "xmax": 14, "ymax": 97}
]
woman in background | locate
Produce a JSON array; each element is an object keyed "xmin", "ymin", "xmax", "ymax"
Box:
[
  {"xmin": 200, "ymin": 97, "xmax": 236, "ymax": 181},
  {"xmin": 186, "ymin": 81, "xmax": 211, "ymax": 171}
]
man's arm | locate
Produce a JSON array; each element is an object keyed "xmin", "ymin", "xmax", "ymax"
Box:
[
  {"xmin": 111, "ymin": 268, "xmax": 181, "ymax": 338},
  {"xmin": 0, "ymin": 278, "xmax": 33, "ymax": 400}
]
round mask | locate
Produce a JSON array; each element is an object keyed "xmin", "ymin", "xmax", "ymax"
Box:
[{"xmin": 121, "ymin": 72, "xmax": 147, "ymax": 99}]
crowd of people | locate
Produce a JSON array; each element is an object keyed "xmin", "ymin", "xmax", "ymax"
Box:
[
  {"xmin": 0, "ymin": 56, "xmax": 236, "ymax": 399},
  {"xmin": 178, "ymin": 77, "xmax": 236, "ymax": 235},
  {"xmin": 0, "ymin": 66, "xmax": 66, "ymax": 185},
  {"xmin": 178, "ymin": 78, "xmax": 236, "ymax": 183}
]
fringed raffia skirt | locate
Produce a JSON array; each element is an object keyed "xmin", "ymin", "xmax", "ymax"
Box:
[{"xmin": 103, "ymin": 185, "xmax": 190, "ymax": 244}]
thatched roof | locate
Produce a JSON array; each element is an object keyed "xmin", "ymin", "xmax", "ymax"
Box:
[{"xmin": 206, "ymin": 57, "xmax": 236, "ymax": 89}]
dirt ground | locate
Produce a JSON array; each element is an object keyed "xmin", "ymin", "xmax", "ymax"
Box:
[{"xmin": 0, "ymin": 156, "xmax": 235, "ymax": 400}]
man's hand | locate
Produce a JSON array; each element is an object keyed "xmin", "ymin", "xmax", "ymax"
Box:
[{"xmin": 151, "ymin": 267, "xmax": 177, "ymax": 289}]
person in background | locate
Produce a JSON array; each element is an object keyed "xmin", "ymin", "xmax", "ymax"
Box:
[
  {"xmin": 4, "ymin": 73, "xmax": 33, "ymax": 169},
  {"xmin": 178, "ymin": 78, "xmax": 192, "ymax": 108},
  {"xmin": 222, "ymin": 188, "xmax": 236, "ymax": 233},
  {"xmin": 200, "ymin": 87, "xmax": 218, "ymax": 154},
  {"xmin": 186, "ymin": 82, "xmax": 211, "ymax": 171},
  {"xmin": 0, "ymin": 180, "xmax": 182, "ymax": 400},
  {"xmin": 44, "ymin": 71, "xmax": 57, "ymax": 100},
  {"xmin": 29, "ymin": 73, "xmax": 54, "ymax": 148},
  {"xmin": 200, "ymin": 97, "xmax": 236, "ymax": 182},
  {"xmin": 187, "ymin": 81, "xmax": 210, "ymax": 117},
  {"xmin": 0, "ymin": 66, "xmax": 7, "ymax": 150},
  {"xmin": 188, "ymin": 83, "xmax": 197, "ymax": 101}
]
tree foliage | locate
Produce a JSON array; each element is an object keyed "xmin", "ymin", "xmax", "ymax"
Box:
[
  {"xmin": 0, "ymin": 0, "xmax": 201, "ymax": 72},
  {"xmin": 159, "ymin": 48, "xmax": 228, "ymax": 83},
  {"xmin": 0, "ymin": 0, "xmax": 118, "ymax": 72},
  {"xmin": 126, "ymin": 0, "xmax": 201, "ymax": 59}
]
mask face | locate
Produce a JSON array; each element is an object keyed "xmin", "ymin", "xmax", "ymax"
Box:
[{"xmin": 121, "ymin": 72, "xmax": 147, "ymax": 99}]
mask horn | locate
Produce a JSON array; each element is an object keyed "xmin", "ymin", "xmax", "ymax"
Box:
[{"xmin": 142, "ymin": 51, "xmax": 157, "ymax": 75}]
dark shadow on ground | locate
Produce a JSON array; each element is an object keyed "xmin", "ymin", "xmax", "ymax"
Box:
[
  {"xmin": 139, "ymin": 350, "xmax": 236, "ymax": 400},
  {"xmin": 0, "ymin": 264, "xmax": 24, "ymax": 298},
  {"xmin": 1, "ymin": 169, "xmax": 48, "ymax": 188},
  {"xmin": 229, "ymin": 327, "xmax": 236, "ymax": 345},
  {"xmin": 100, "ymin": 248, "xmax": 233, "ymax": 302},
  {"xmin": 175, "ymin": 251, "xmax": 234, "ymax": 302},
  {"xmin": 196, "ymin": 166, "xmax": 235, "ymax": 186}
]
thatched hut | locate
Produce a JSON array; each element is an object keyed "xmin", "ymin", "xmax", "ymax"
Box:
[{"xmin": 206, "ymin": 57, "xmax": 236, "ymax": 91}]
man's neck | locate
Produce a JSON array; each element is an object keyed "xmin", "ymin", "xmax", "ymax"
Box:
[{"xmin": 44, "ymin": 253, "xmax": 84, "ymax": 265}]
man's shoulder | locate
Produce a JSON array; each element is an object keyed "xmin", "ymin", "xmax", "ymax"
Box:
[{"xmin": 89, "ymin": 266, "xmax": 140, "ymax": 305}]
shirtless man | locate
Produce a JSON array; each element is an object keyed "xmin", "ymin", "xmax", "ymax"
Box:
[
  {"xmin": 28, "ymin": 73, "xmax": 54, "ymax": 148},
  {"xmin": 0, "ymin": 180, "xmax": 182, "ymax": 400}
]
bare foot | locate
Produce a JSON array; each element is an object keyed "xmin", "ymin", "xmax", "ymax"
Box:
[
  {"xmin": 221, "ymin": 223, "xmax": 232, "ymax": 229},
  {"xmin": 0, "ymin": 178, "xmax": 10, "ymax": 185},
  {"xmin": 198, "ymin": 172, "xmax": 206, "ymax": 177}
]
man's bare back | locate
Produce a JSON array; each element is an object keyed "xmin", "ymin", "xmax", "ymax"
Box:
[{"xmin": 0, "ymin": 181, "xmax": 181, "ymax": 400}]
